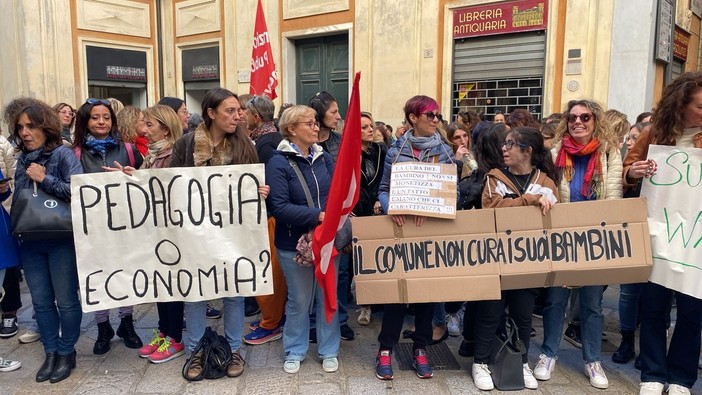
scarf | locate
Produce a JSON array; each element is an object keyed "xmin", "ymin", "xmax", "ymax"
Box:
[
  {"xmin": 250, "ymin": 121, "xmax": 277, "ymax": 142},
  {"xmin": 22, "ymin": 147, "xmax": 45, "ymax": 165},
  {"xmin": 555, "ymin": 134, "xmax": 602, "ymax": 198},
  {"xmin": 193, "ymin": 125, "xmax": 233, "ymax": 167},
  {"xmin": 406, "ymin": 130, "xmax": 442, "ymax": 158},
  {"xmin": 84, "ymin": 134, "xmax": 118, "ymax": 158},
  {"xmin": 143, "ymin": 139, "xmax": 170, "ymax": 169}
]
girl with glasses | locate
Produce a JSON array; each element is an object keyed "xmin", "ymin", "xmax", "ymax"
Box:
[
  {"xmin": 264, "ymin": 105, "xmax": 339, "ymax": 374},
  {"xmin": 52, "ymin": 103, "xmax": 75, "ymax": 146},
  {"xmin": 474, "ymin": 127, "xmax": 560, "ymax": 391}
]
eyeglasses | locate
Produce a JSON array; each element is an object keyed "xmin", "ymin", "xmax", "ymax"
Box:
[
  {"xmin": 423, "ymin": 112, "xmax": 443, "ymax": 122},
  {"xmin": 86, "ymin": 98, "xmax": 111, "ymax": 106},
  {"xmin": 59, "ymin": 111, "xmax": 75, "ymax": 117},
  {"xmin": 177, "ymin": 109, "xmax": 190, "ymax": 115},
  {"xmin": 296, "ymin": 120, "xmax": 320, "ymax": 128},
  {"xmin": 502, "ymin": 140, "xmax": 528, "ymax": 150},
  {"xmin": 567, "ymin": 113, "xmax": 593, "ymax": 123}
]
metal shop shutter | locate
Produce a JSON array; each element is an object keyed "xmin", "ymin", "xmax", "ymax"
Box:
[{"xmin": 453, "ymin": 32, "xmax": 546, "ymax": 81}]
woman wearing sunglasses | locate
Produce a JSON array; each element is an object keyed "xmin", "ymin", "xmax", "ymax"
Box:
[
  {"xmin": 474, "ymin": 127, "xmax": 560, "ymax": 391},
  {"xmin": 73, "ymin": 98, "xmax": 144, "ymax": 356},
  {"xmin": 265, "ymin": 105, "xmax": 340, "ymax": 374},
  {"xmin": 374, "ymin": 95, "xmax": 456, "ymax": 381},
  {"xmin": 534, "ymin": 99, "xmax": 622, "ymax": 390}
]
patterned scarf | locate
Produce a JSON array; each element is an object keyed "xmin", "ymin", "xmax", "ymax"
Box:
[
  {"xmin": 84, "ymin": 134, "xmax": 118, "ymax": 158},
  {"xmin": 143, "ymin": 139, "xmax": 170, "ymax": 169},
  {"xmin": 555, "ymin": 134, "xmax": 602, "ymax": 198},
  {"xmin": 250, "ymin": 121, "xmax": 277, "ymax": 142}
]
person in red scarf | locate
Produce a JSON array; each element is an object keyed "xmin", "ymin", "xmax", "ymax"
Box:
[{"xmin": 533, "ymin": 99, "xmax": 622, "ymax": 390}]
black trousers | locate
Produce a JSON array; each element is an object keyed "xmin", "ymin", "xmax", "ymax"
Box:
[
  {"xmin": 378, "ymin": 303, "xmax": 433, "ymax": 351},
  {"xmin": 1, "ymin": 267, "xmax": 22, "ymax": 313},
  {"xmin": 474, "ymin": 288, "xmax": 539, "ymax": 364},
  {"xmin": 157, "ymin": 301, "xmax": 184, "ymax": 343}
]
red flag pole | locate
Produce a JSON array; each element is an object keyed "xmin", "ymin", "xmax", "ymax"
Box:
[{"xmin": 312, "ymin": 72, "xmax": 362, "ymax": 324}]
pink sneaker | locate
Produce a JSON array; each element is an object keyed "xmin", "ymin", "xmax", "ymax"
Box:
[
  {"xmin": 139, "ymin": 330, "xmax": 165, "ymax": 358},
  {"xmin": 148, "ymin": 336, "xmax": 185, "ymax": 364}
]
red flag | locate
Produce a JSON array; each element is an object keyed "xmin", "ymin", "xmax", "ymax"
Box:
[
  {"xmin": 250, "ymin": 0, "xmax": 278, "ymax": 99},
  {"xmin": 312, "ymin": 72, "xmax": 362, "ymax": 324}
]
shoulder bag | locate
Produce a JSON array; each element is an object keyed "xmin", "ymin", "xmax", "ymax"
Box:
[
  {"xmin": 182, "ymin": 327, "xmax": 232, "ymax": 381},
  {"xmin": 11, "ymin": 181, "xmax": 73, "ymax": 241}
]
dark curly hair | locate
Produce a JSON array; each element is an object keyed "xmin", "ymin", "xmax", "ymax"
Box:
[{"xmin": 652, "ymin": 71, "xmax": 702, "ymax": 144}]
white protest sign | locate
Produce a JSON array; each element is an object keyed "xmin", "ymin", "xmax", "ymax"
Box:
[
  {"xmin": 388, "ymin": 162, "xmax": 457, "ymax": 219},
  {"xmin": 641, "ymin": 145, "xmax": 702, "ymax": 299},
  {"xmin": 70, "ymin": 164, "xmax": 273, "ymax": 312}
]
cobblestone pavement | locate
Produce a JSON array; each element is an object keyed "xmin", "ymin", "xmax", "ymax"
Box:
[{"xmin": 1, "ymin": 284, "xmax": 700, "ymax": 394}]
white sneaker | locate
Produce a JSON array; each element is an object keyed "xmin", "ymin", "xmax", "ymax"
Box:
[
  {"xmin": 533, "ymin": 354, "xmax": 556, "ymax": 381},
  {"xmin": 471, "ymin": 363, "xmax": 494, "ymax": 391},
  {"xmin": 447, "ymin": 314, "xmax": 461, "ymax": 337},
  {"xmin": 283, "ymin": 359, "xmax": 300, "ymax": 374},
  {"xmin": 584, "ymin": 361, "xmax": 609, "ymax": 389},
  {"xmin": 18, "ymin": 330, "xmax": 40, "ymax": 344},
  {"xmin": 322, "ymin": 357, "xmax": 338, "ymax": 373},
  {"xmin": 357, "ymin": 307, "xmax": 371, "ymax": 326},
  {"xmin": 523, "ymin": 363, "xmax": 538, "ymax": 389},
  {"xmin": 667, "ymin": 384, "xmax": 691, "ymax": 395},
  {"xmin": 639, "ymin": 381, "xmax": 664, "ymax": 395},
  {"xmin": 0, "ymin": 357, "xmax": 20, "ymax": 372}
]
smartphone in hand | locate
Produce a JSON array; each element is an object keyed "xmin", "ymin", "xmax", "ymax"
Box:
[{"xmin": 0, "ymin": 177, "xmax": 13, "ymax": 184}]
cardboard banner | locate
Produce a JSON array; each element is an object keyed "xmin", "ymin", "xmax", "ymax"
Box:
[
  {"xmin": 70, "ymin": 164, "xmax": 273, "ymax": 312},
  {"xmin": 353, "ymin": 199, "xmax": 651, "ymax": 304},
  {"xmin": 388, "ymin": 162, "xmax": 457, "ymax": 219},
  {"xmin": 641, "ymin": 145, "xmax": 702, "ymax": 299}
]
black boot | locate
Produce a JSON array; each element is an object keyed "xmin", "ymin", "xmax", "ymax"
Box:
[
  {"xmin": 612, "ymin": 330, "xmax": 636, "ymax": 364},
  {"xmin": 36, "ymin": 352, "xmax": 57, "ymax": 382},
  {"xmin": 93, "ymin": 321, "xmax": 115, "ymax": 355},
  {"xmin": 50, "ymin": 350, "xmax": 76, "ymax": 383},
  {"xmin": 116, "ymin": 315, "xmax": 143, "ymax": 349}
]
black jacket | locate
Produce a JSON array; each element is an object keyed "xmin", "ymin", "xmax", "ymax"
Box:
[
  {"xmin": 79, "ymin": 142, "xmax": 142, "ymax": 174},
  {"xmin": 353, "ymin": 142, "xmax": 386, "ymax": 217}
]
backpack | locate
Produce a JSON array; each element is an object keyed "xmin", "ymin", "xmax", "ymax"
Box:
[{"xmin": 182, "ymin": 327, "xmax": 232, "ymax": 381}]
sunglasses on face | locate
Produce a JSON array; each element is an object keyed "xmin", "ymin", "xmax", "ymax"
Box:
[
  {"xmin": 86, "ymin": 98, "xmax": 111, "ymax": 106},
  {"xmin": 423, "ymin": 112, "xmax": 443, "ymax": 122},
  {"xmin": 567, "ymin": 113, "xmax": 593, "ymax": 123}
]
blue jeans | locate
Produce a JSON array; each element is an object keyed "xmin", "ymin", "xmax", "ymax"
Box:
[
  {"xmin": 337, "ymin": 252, "xmax": 351, "ymax": 325},
  {"xmin": 640, "ymin": 282, "xmax": 702, "ymax": 388},
  {"xmin": 618, "ymin": 283, "xmax": 644, "ymax": 332},
  {"xmin": 278, "ymin": 248, "xmax": 339, "ymax": 361},
  {"xmin": 541, "ymin": 285, "xmax": 604, "ymax": 363},
  {"xmin": 184, "ymin": 297, "xmax": 243, "ymax": 352},
  {"xmin": 20, "ymin": 239, "xmax": 82, "ymax": 356}
]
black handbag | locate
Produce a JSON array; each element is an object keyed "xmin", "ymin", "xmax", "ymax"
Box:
[
  {"xmin": 489, "ymin": 316, "xmax": 526, "ymax": 391},
  {"xmin": 182, "ymin": 327, "xmax": 232, "ymax": 381},
  {"xmin": 11, "ymin": 182, "xmax": 73, "ymax": 241}
]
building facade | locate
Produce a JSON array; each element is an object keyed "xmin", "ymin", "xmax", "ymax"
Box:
[{"xmin": 0, "ymin": 0, "xmax": 700, "ymax": 130}]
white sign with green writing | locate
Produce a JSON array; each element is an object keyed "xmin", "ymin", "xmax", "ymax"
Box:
[{"xmin": 641, "ymin": 145, "xmax": 702, "ymax": 299}]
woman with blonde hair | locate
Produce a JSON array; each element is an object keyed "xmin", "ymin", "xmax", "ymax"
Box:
[
  {"xmin": 534, "ymin": 99, "xmax": 622, "ymax": 390},
  {"xmin": 117, "ymin": 106, "xmax": 148, "ymax": 156}
]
